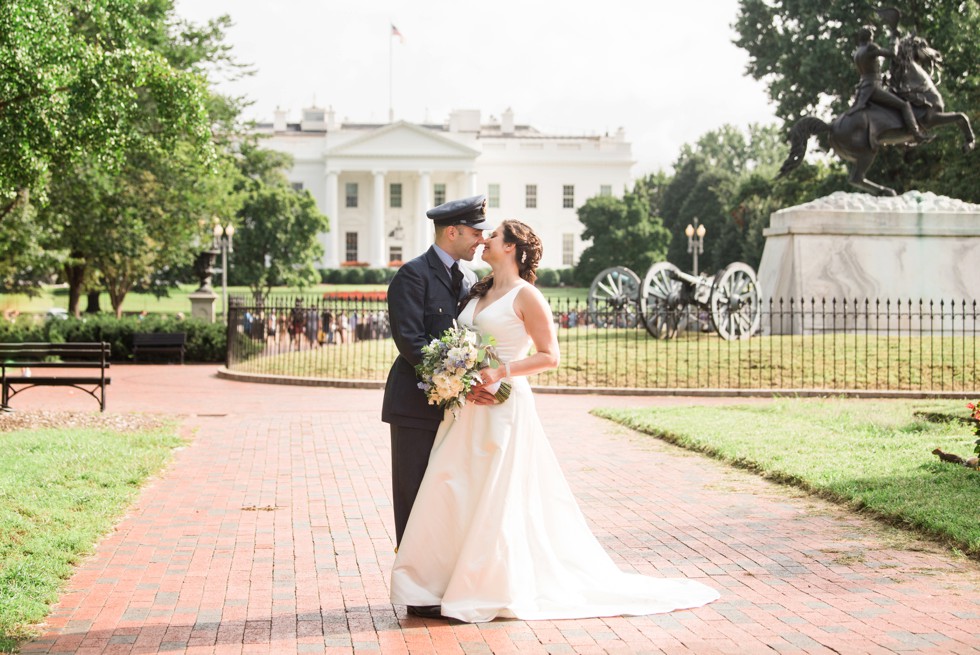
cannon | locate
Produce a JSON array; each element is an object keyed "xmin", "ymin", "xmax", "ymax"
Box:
[{"xmin": 586, "ymin": 261, "xmax": 762, "ymax": 341}]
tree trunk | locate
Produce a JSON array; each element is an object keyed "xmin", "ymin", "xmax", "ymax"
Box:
[
  {"xmin": 64, "ymin": 257, "xmax": 86, "ymax": 318},
  {"xmin": 85, "ymin": 290, "xmax": 102, "ymax": 314},
  {"xmin": 106, "ymin": 278, "xmax": 130, "ymax": 319}
]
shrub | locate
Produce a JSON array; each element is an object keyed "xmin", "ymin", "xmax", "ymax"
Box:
[
  {"xmin": 344, "ymin": 268, "xmax": 366, "ymax": 284},
  {"xmin": 559, "ymin": 267, "xmax": 576, "ymax": 286},
  {"xmin": 382, "ymin": 268, "xmax": 397, "ymax": 283},
  {"xmin": 536, "ymin": 268, "xmax": 560, "ymax": 287},
  {"xmin": 327, "ymin": 269, "xmax": 345, "ymax": 284},
  {"xmin": 0, "ymin": 315, "xmax": 226, "ymax": 362},
  {"xmin": 362, "ymin": 268, "xmax": 385, "ymax": 284}
]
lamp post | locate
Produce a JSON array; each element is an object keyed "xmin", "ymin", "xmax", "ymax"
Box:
[
  {"xmin": 685, "ymin": 218, "xmax": 706, "ymax": 276},
  {"xmin": 212, "ymin": 219, "xmax": 235, "ymax": 319}
]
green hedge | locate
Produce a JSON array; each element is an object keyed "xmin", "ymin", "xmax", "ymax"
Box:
[
  {"xmin": 0, "ymin": 315, "xmax": 226, "ymax": 362},
  {"xmin": 316, "ymin": 266, "xmax": 572, "ymax": 287}
]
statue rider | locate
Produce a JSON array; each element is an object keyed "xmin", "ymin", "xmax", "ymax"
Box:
[{"xmin": 845, "ymin": 24, "xmax": 928, "ymax": 146}]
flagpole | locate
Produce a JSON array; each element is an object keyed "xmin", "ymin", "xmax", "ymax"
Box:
[{"xmin": 388, "ymin": 26, "xmax": 394, "ymax": 123}]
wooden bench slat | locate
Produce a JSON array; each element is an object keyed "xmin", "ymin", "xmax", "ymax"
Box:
[{"xmin": 4, "ymin": 377, "xmax": 112, "ymax": 384}]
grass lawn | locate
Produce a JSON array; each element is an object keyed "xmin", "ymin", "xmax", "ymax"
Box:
[
  {"xmin": 594, "ymin": 398, "xmax": 980, "ymax": 557},
  {"xmin": 0, "ymin": 419, "xmax": 184, "ymax": 651}
]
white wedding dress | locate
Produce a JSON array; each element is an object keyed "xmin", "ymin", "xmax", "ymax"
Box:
[{"xmin": 389, "ymin": 282, "xmax": 719, "ymax": 622}]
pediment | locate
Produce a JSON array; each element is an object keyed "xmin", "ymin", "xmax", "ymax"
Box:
[{"xmin": 326, "ymin": 121, "xmax": 479, "ymax": 159}]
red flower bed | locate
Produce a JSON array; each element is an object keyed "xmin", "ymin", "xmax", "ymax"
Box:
[{"xmin": 323, "ymin": 291, "xmax": 388, "ymax": 301}]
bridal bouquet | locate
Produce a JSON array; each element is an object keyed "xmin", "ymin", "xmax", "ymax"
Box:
[{"xmin": 416, "ymin": 322, "xmax": 512, "ymax": 416}]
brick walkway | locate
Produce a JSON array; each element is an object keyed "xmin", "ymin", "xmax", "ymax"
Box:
[{"xmin": 11, "ymin": 365, "xmax": 980, "ymax": 654}]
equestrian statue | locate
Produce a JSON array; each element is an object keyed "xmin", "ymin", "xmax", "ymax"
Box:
[{"xmin": 778, "ymin": 8, "xmax": 975, "ymax": 196}]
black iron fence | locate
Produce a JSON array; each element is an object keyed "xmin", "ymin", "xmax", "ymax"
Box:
[{"xmin": 226, "ymin": 295, "xmax": 978, "ymax": 393}]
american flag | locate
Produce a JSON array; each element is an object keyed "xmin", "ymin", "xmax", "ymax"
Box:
[{"xmin": 391, "ymin": 24, "xmax": 405, "ymax": 44}]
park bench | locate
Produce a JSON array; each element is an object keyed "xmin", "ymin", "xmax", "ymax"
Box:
[
  {"xmin": 0, "ymin": 342, "xmax": 111, "ymax": 412},
  {"xmin": 132, "ymin": 332, "xmax": 186, "ymax": 364}
]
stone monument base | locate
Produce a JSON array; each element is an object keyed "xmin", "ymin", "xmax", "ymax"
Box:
[
  {"xmin": 757, "ymin": 191, "xmax": 979, "ymax": 334},
  {"xmin": 189, "ymin": 289, "xmax": 217, "ymax": 323}
]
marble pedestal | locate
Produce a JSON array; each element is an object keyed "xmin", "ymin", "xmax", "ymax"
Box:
[
  {"xmin": 757, "ymin": 191, "xmax": 980, "ymax": 334},
  {"xmin": 189, "ymin": 289, "xmax": 217, "ymax": 323}
]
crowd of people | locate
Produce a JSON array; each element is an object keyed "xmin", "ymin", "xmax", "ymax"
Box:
[{"xmin": 241, "ymin": 301, "xmax": 390, "ymax": 351}]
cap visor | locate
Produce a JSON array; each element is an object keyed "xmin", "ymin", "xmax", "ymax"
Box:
[{"xmin": 467, "ymin": 217, "xmax": 492, "ymax": 230}]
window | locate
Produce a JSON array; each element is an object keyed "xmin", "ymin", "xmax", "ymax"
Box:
[
  {"xmin": 488, "ymin": 184, "xmax": 500, "ymax": 208},
  {"xmin": 562, "ymin": 234, "xmax": 575, "ymax": 266},
  {"xmin": 600, "ymin": 185, "xmax": 612, "ymax": 197},
  {"xmin": 345, "ymin": 232, "xmax": 358, "ymax": 262},
  {"xmin": 562, "ymin": 185, "xmax": 575, "ymax": 209},
  {"xmin": 433, "ymin": 184, "xmax": 446, "ymax": 206},
  {"xmin": 291, "ymin": 182, "xmax": 304, "ymax": 192},
  {"xmin": 525, "ymin": 184, "xmax": 537, "ymax": 209},
  {"xmin": 389, "ymin": 246, "xmax": 403, "ymax": 264},
  {"xmin": 345, "ymin": 183, "xmax": 358, "ymax": 208},
  {"xmin": 390, "ymin": 183, "xmax": 402, "ymax": 208}
]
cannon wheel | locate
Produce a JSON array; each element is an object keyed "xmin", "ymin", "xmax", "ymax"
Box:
[
  {"xmin": 709, "ymin": 262, "xmax": 762, "ymax": 341},
  {"xmin": 639, "ymin": 262, "xmax": 687, "ymax": 339},
  {"xmin": 587, "ymin": 267, "xmax": 640, "ymax": 328}
]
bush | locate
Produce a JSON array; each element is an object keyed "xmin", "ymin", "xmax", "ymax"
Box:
[
  {"xmin": 536, "ymin": 268, "xmax": 560, "ymax": 287},
  {"xmin": 327, "ymin": 269, "xmax": 345, "ymax": 284},
  {"xmin": 559, "ymin": 267, "xmax": 576, "ymax": 286},
  {"xmin": 0, "ymin": 315, "xmax": 226, "ymax": 362},
  {"xmin": 344, "ymin": 268, "xmax": 366, "ymax": 284},
  {"xmin": 382, "ymin": 268, "xmax": 397, "ymax": 283},
  {"xmin": 362, "ymin": 268, "xmax": 385, "ymax": 284}
]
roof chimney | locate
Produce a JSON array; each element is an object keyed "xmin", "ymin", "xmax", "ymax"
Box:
[{"xmin": 501, "ymin": 107, "xmax": 514, "ymax": 135}]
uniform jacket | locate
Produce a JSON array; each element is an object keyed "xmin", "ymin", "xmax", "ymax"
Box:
[{"xmin": 382, "ymin": 246, "xmax": 476, "ymax": 430}]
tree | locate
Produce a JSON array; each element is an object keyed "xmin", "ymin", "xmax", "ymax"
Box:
[
  {"xmin": 734, "ymin": 0, "xmax": 979, "ymax": 200},
  {"xmin": 573, "ymin": 188, "xmax": 670, "ymax": 287},
  {"xmin": 231, "ymin": 143, "xmax": 330, "ymax": 300},
  {"xmin": 23, "ymin": 2, "xmax": 245, "ymax": 312},
  {"xmin": 0, "ymin": 0, "xmax": 213, "ymax": 219}
]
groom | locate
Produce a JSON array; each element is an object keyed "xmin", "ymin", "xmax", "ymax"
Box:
[{"xmin": 382, "ymin": 194, "xmax": 492, "ymax": 605}]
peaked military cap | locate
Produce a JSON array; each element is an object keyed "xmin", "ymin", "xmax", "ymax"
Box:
[{"xmin": 426, "ymin": 194, "xmax": 491, "ymax": 230}]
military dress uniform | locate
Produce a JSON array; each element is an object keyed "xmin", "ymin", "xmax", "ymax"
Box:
[{"xmin": 382, "ymin": 195, "xmax": 488, "ymax": 548}]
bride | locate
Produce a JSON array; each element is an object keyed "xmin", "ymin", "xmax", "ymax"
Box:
[{"xmin": 390, "ymin": 220, "xmax": 719, "ymax": 623}]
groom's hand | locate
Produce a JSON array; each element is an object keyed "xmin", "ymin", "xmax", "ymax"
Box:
[{"xmin": 467, "ymin": 386, "xmax": 498, "ymax": 405}]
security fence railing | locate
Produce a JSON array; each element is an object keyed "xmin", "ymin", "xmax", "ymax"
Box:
[{"xmin": 226, "ymin": 295, "xmax": 978, "ymax": 393}]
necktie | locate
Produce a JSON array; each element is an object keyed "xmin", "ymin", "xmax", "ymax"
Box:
[{"xmin": 450, "ymin": 262, "xmax": 463, "ymax": 298}]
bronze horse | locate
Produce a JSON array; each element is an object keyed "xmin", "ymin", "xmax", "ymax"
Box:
[{"xmin": 779, "ymin": 34, "xmax": 975, "ymax": 196}]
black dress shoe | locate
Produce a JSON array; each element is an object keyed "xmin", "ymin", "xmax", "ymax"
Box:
[{"xmin": 407, "ymin": 605, "xmax": 444, "ymax": 619}]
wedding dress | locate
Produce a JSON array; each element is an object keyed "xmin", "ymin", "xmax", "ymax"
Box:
[{"xmin": 389, "ymin": 282, "xmax": 719, "ymax": 623}]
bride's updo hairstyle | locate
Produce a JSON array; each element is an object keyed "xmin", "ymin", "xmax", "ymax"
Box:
[{"xmin": 459, "ymin": 219, "xmax": 543, "ymax": 311}]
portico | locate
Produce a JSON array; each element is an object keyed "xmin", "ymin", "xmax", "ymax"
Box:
[{"xmin": 320, "ymin": 122, "xmax": 480, "ymax": 267}]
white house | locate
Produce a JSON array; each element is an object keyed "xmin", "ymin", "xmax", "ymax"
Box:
[{"xmin": 257, "ymin": 106, "xmax": 634, "ymax": 269}]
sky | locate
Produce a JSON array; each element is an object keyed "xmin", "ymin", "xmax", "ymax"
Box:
[{"xmin": 173, "ymin": 0, "xmax": 780, "ymax": 176}]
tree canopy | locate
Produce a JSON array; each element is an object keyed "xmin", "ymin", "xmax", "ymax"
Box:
[
  {"xmin": 0, "ymin": 0, "xmax": 214, "ymax": 218},
  {"xmin": 230, "ymin": 143, "xmax": 330, "ymax": 300},
  {"xmin": 573, "ymin": 187, "xmax": 671, "ymax": 287}
]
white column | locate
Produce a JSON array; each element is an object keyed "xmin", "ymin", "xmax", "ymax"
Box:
[
  {"xmin": 416, "ymin": 170, "xmax": 431, "ymax": 256},
  {"xmin": 372, "ymin": 170, "xmax": 386, "ymax": 267},
  {"xmin": 467, "ymin": 170, "xmax": 478, "ymax": 196},
  {"xmin": 325, "ymin": 170, "xmax": 339, "ymax": 267}
]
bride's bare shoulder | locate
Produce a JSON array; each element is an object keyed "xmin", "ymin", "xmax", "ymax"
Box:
[{"xmin": 515, "ymin": 282, "xmax": 550, "ymax": 314}]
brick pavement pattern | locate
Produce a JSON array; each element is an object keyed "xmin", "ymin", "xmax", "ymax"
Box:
[{"xmin": 11, "ymin": 365, "xmax": 980, "ymax": 654}]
